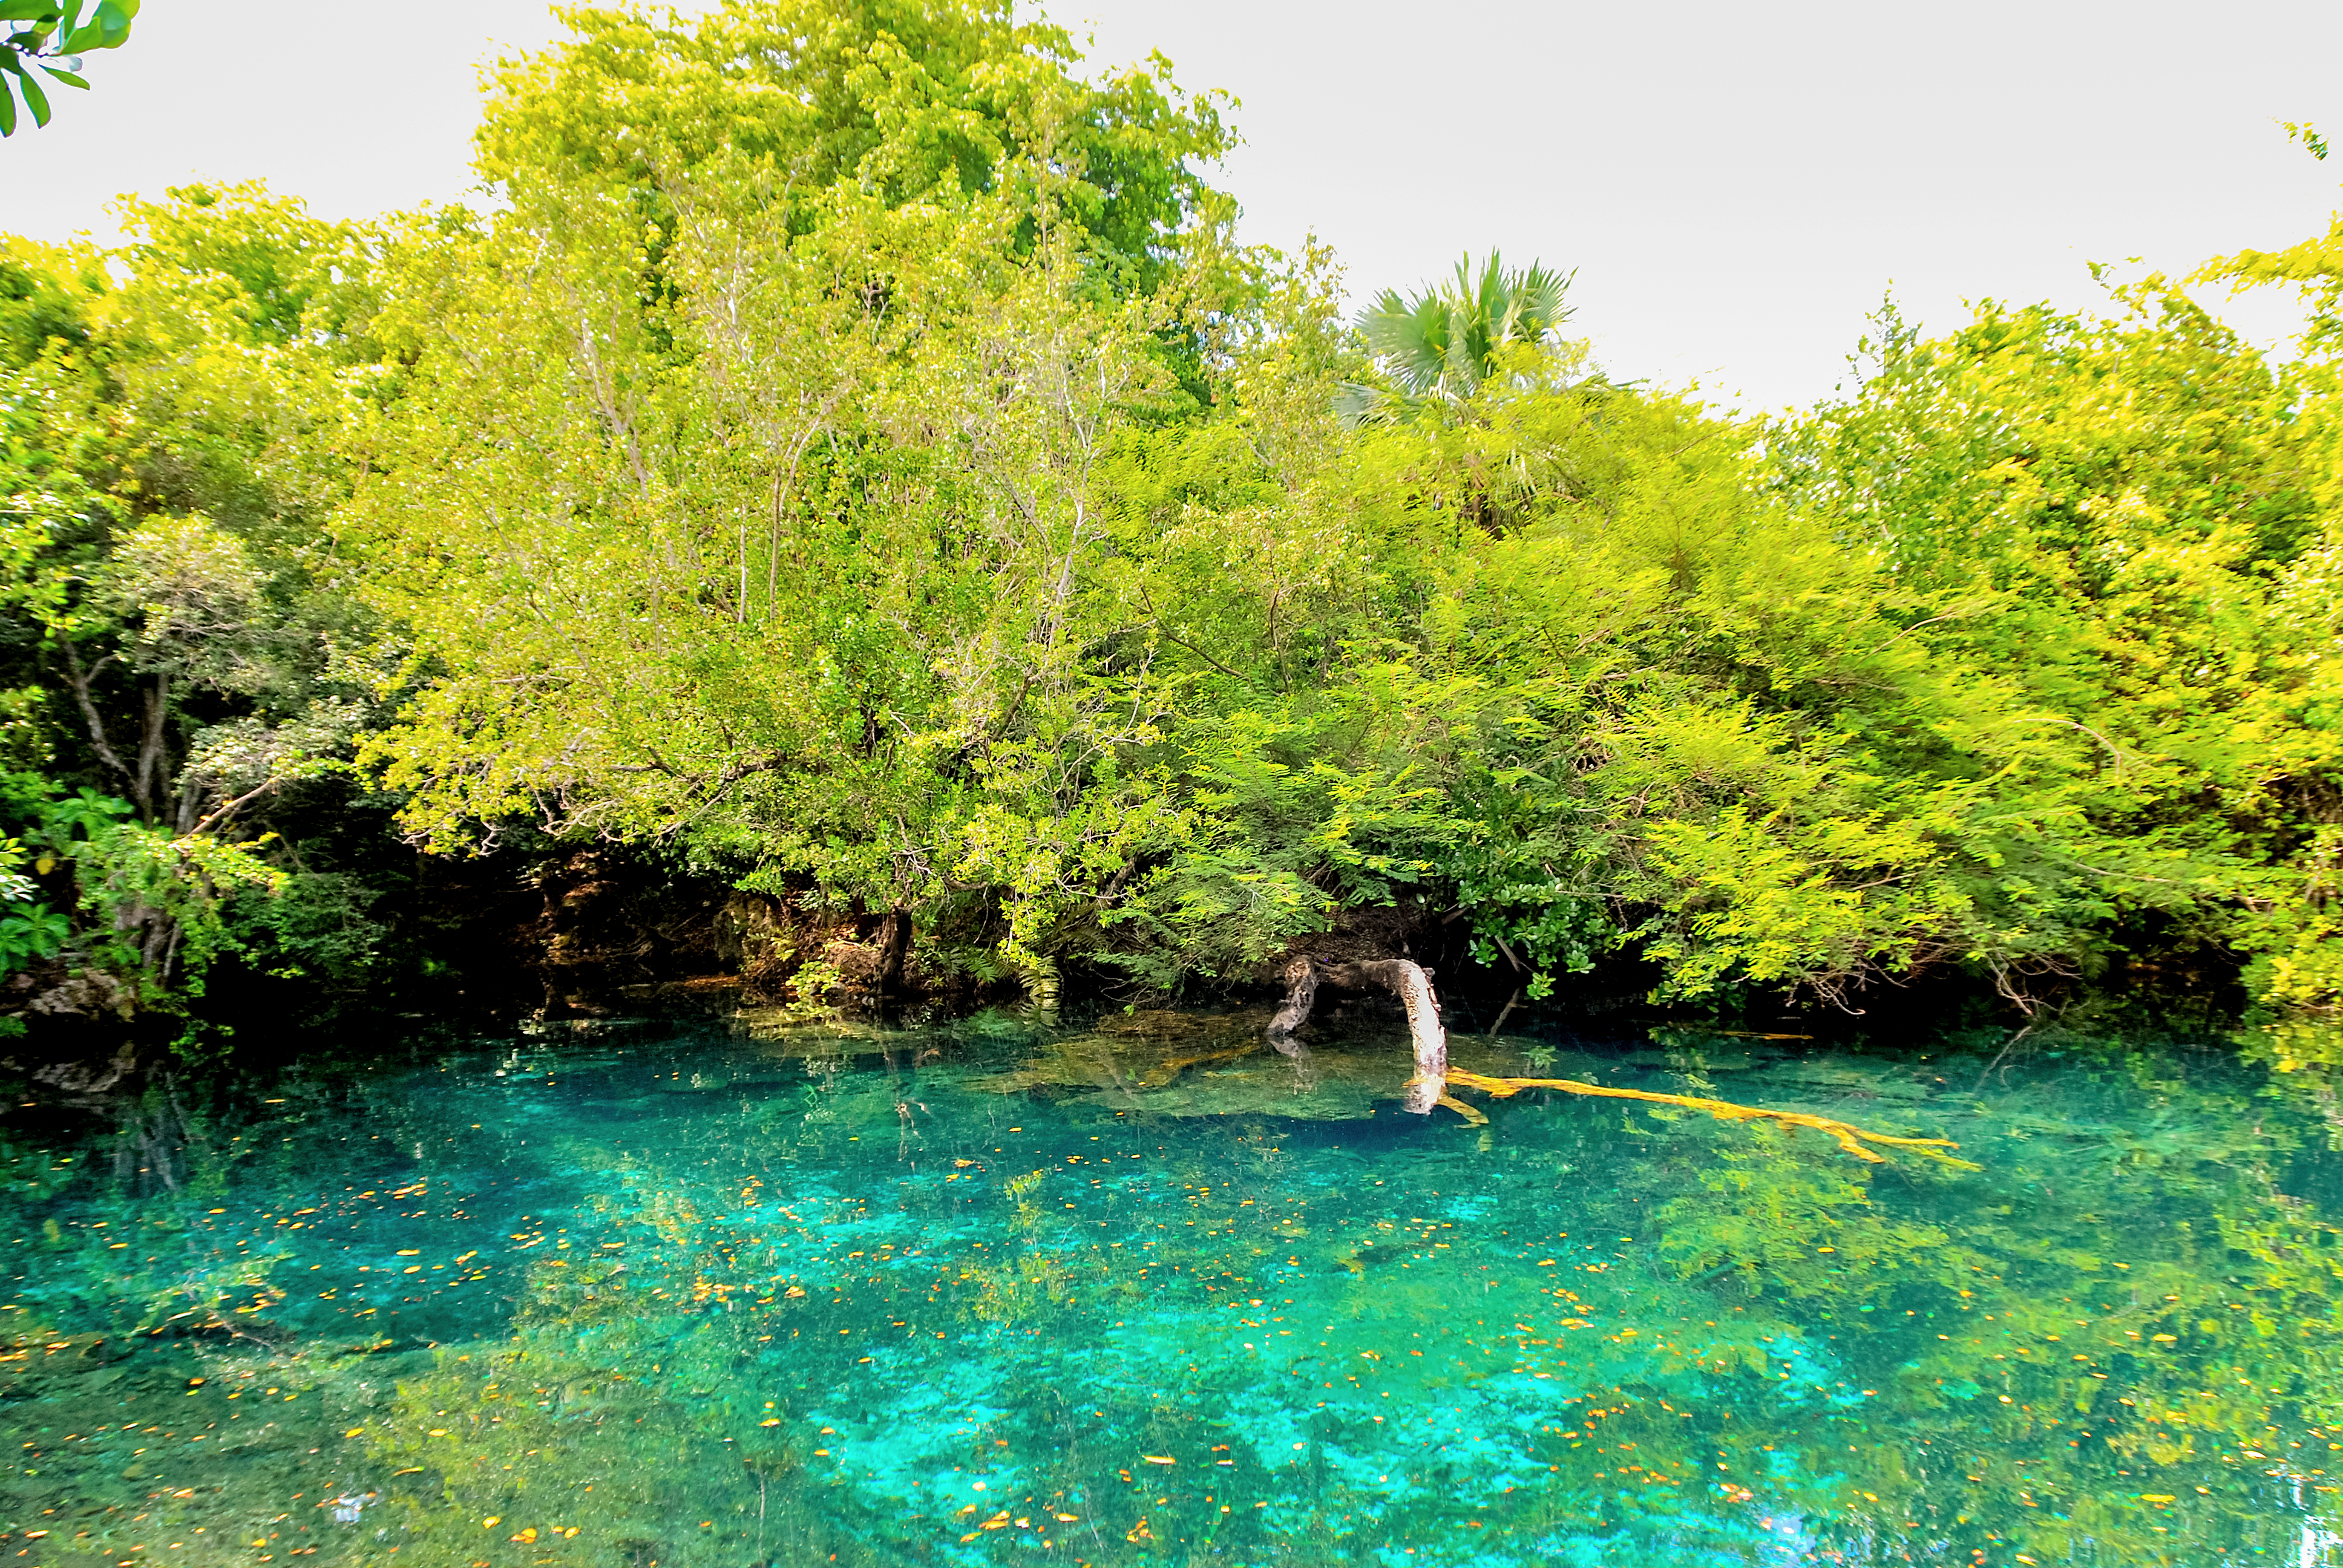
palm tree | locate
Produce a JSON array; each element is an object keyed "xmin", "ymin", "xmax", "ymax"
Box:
[{"xmin": 1341, "ymin": 252, "xmax": 1573, "ymax": 421}]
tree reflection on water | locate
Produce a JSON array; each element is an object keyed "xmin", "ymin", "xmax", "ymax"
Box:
[{"xmin": 5, "ymin": 1014, "xmax": 2343, "ymax": 1565}]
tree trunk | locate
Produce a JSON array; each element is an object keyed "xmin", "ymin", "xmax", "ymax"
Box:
[
  {"xmin": 135, "ymin": 671, "xmax": 169, "ymax": 824},
  {"xmin": 874, "ymin": 909, "xmax": 912, "ymax": 996},
  {"xmin": 59, "ymin": 641, "xmax": 139, "ymax": 810},
  {"xmin": 1268, "ymin": 956, "xmax": 1449, "ymax": 1114}
]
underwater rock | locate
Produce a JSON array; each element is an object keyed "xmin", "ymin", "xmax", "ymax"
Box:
[
  {"xmin": 1619, "ymin": 1047, "xmax": 1761, "ymax": 1073},
  {"xmin": 1064, "ymin": 1070, "xmax": 1381, "ymax": 1122},
  {"xmin": 1757, "ymin": 1063, "xmax": 1932, "ymax": 1101},
  {"xmin": 729, "ymin": 1013, "xmax": 927, "ymax": 1065}
]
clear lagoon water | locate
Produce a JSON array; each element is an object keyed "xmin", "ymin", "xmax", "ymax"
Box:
[{"xmin": 6, "ymin": 1003, "xmax": 2343, "ymax": 1566}]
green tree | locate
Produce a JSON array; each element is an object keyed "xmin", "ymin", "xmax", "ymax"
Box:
[
  {"xmin": 0, "ymin": 184, "xmax": 389, "ymax": 1022},
  {"xmin": 1766, "ymin": 283, "xmax": 2337, "ymax": 1013},
  {"xmin": 342, "ymin": 0, "xmax": 1244, "ymax": 996},
  {"xmin": 0, "ymin": 0, "xmax": 2317, "ymax": 1032},
  {"xmin": 1340, "ymin": 250, "xmax": 1572, "ymax": 419}
]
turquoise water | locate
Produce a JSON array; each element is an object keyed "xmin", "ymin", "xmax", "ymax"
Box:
[{"xmin": 7, "ymin": 1005, "xmax": 2343, "ymax": 1567}]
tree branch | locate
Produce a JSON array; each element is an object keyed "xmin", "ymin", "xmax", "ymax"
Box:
[
  {"xmin": 57, "ymin": 639, "xmax": 137, "ymax": 798},
  {"xmin": 185, "ymin": 777, "xmax": 282, "ymax": 840}
]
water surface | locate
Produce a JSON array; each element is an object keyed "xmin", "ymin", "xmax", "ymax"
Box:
[{"xmin": 7, "ymin": 1005, "xmax": 2342, "ymax": 1566}]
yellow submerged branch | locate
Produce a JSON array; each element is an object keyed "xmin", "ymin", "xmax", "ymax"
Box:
[{"xmin": 1443, "ymin": 1068, "xmax": 1979, "ymax": 1169}]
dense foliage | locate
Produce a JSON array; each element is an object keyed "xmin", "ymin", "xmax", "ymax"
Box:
[
  {"xmin": 4, "ymin": 0, "xmax": 2341, "ymax": 1042},
  {"xmin": 0, "ymin": 184, "xmax": 404, "ymax": 1037}
]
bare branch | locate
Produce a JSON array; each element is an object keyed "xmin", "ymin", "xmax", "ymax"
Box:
[
  {"xmin": 185, "ymin": 777, "xmax": 283, "ymax": 840},
  {"xmin": 57, "ymin": 639, "xmax": 138, "ymax": 800}
]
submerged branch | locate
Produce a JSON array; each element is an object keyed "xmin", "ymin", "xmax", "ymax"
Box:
[
  {"xmin": 1443, "ymin": 1067, "xmax": 1978, "ymax": 1168},
  {"xmin": 1269, "ymin": 952, "xmax": 1971, "ymax": 1163}
]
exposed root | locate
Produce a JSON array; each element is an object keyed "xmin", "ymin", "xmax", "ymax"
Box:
[
  {"xmin": 1434, "ymin": 1092, "xmax": 1489, "ymax": 1126},
  {"xmin": 1265, "ymin": 960, "xmax": 1322, "ymax": 1056},
  {"xmin": 1443, "ymin": 1068, "xmax": 1978, "ymax": 1169}
]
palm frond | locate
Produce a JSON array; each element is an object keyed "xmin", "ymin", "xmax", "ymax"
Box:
[
  {"xmin": 1359, "ymin": 285, "xmax": 1454, "ymax": 396},
  {"xmin": 1350, "ymin": 251, "xmax": 1577, "ymax": 413},
  {"xmin": 1505, "ymin": 261, "xmax": 1573, "ymax": 341},
  {"xmin": 1332, "ymin": 381, "xmax": 1387, "ymax": 428}
]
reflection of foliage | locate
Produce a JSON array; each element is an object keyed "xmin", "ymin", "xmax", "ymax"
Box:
[
  {"xmin": 966, "ymin": 1166, "xmax": 1078, "ymax": 1321},
  {"xmin": 14, "ymin": 1021, "xmax": 2343, "ymax": 1566},
  {"xmin": 119, "ymin": 1244, "xmax": 293, "ymax": 1336},
  {"xmin": 2245, "ymin": 1017, "xmax": 2343, "ymax": 1148},
  {"xmin": 358, "ymin": 1266, "xmax": 802, "ymax": 1567},
  {"xmin": 1656, "ymin": 1122, "xmax": 1962, "ymax": 1299},
  {"xmin": 1608, "ymin": 1034, "xmax": 2343, "ymax": 1565},
  {"xmin": 0, "ymin": 1133, "xmax": 71, "ymax": 1199}
]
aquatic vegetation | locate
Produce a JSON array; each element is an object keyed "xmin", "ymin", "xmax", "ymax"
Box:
[{"xmin": 5, "ymin": 1013, "xmax": 2343, "ymax": 1564}]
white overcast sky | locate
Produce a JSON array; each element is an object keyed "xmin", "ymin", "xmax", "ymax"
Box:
[{"xmin": 9, "ymin": 0, "xmax": 2343, "ymax": 412}]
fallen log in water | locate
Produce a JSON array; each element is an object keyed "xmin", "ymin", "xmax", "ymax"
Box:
[
  {"xmin": 1444, "ymin": 1068, "xmax": 1978, "ymax": 1168},
  {"xmin": 1267, "ymin": 953, "xmax": 1973, "ymax": 1166}
]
